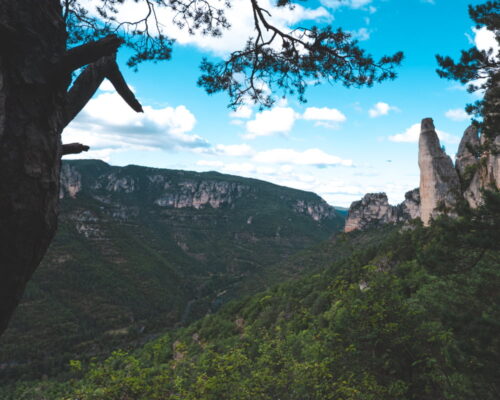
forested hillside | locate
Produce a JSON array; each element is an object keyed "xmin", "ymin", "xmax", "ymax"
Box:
[
  {"xmin": 0, "ymin": 160, "xmax": 344, "ymax": 381},
  {"xmin": 5, "ymin": 192, "xmax": 499, "ymax": 400}
]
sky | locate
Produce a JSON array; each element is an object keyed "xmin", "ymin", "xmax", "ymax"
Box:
[{"xmin": 64, "ymin": 0, "xmax": 498, "ymax": 207}]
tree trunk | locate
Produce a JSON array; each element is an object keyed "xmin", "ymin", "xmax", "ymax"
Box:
[{"xmin": 0, "ymin": 0, "xmax": 67, "ymax": 335}]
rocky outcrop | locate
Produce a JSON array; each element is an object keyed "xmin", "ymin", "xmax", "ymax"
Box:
[
  {"xmin": 418, "ymin": 118, "xmax": 461, "ymax": 226},
  {"xmin": 344, "ymin": 193, "xmax": 398, "ymax": 233},
  {"xmin": 398, "ymin": 188, "xmax": 421, "ymax": 220},
  {"xmin": 154, "ymin": 181, "xmax": 248, "ymax": 209},
  {"xmin": 346, "ymin": 116, "xmax": 499, "ymax": 232},
  {"xmin": 455, "ymin": 125, "xmax": 480, "ymax": 178},
  {"xmin": 294, "ymin": 199, "xmax": 337, "ymax": 222},
  {"xmin": 464, "ymin": 135, "xmax": 500, "ymax": 208},
  {"xmin": 344, "ymin": 189, "xmax": 421, "ymax": 232},
  {"xmin": 59, "ymin": 164, "xmax": 82, "ymax": 199}
]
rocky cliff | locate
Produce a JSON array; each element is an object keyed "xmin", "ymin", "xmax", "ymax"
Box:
[
  {"xmin": 344, "ymin": 189, "xmax": 420, "ymax": 232},
  {"xmin": 59, "ymin": 160, "xmax": 338, "ymax": 223},
  {"xmin": 345, "ymin": 117, "xmax": 498, "ymax": 232}
]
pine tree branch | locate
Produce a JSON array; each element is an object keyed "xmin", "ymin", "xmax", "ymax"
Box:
[{"xmin": 62, "ymin": 53, "xmax": 143, "ymax": 128}]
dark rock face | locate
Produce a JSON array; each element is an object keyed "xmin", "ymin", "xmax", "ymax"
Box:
[
  {"xmin": 398, "ymin": 188, "xmax": 421, "ymax": 220},
  {"xmin": 418, "ymin": 118, "xmax": 461, "ymax": 226}
]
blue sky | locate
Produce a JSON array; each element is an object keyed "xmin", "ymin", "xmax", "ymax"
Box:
[{"xmin": 64, "ymin": 0, "xmax": 497, "ymax": 207}]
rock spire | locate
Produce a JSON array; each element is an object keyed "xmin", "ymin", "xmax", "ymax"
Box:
[{"xmin": 418, "ymin": 118, "xmax": 461, "ymax": 225}]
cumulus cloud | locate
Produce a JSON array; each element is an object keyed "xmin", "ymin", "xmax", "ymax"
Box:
[
  {"xmin": 229, "ymin": 105, "xmax": 253, "ymax": 119},
  {"xmin": 244, "ymin": 107, "xmax": 297, "ymax": 139},
  {"xmin": 321, "ymin": 0, "xmax": 372, "ymax": 9},
  {"xmin": 388, "ymin": 123, "xmax": 460, "ymax": 144},
  {"xmin": 445, "ymin": 108, "xmax": 470, "ymax": 122},
  {"xmin": 302, "ymin": 107, "xmax": 346, "ymax": 122},
  {"xmin": 368, "ymin": 102, "xmax": 398, "ymax": 118},
  {"xmin": 253, "ymin": 148, "xmax": 353, "ymax": 167},
  {"xmin": 243, "ymin": 105, "xmax": 347, "ymax": 138},
  {"xmin": 63, "ymin": 82, "xmax": 209, "ymax": 159},
  {"xmin": 348, "ymin": 27, "xmax": 370, "ymax": 41}
]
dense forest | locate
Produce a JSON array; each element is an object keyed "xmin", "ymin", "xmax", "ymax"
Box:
[{"xmin": 3, "ymin": 191, "xmax": 499, "ymax": 400}]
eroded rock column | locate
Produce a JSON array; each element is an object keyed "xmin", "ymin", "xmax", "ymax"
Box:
[{"xmin": 418, "ymin": 118, "xmax": 461, "ymax": 225}]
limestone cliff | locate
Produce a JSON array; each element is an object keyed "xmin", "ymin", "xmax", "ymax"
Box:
[
  {"xmin": 344, "ymin": 193, "xmax": 397, "ymax": 233},
  {"xmin": 344, "ymin": 189, "xmax": 420, "ymax": 232},
  {"xmin": 418, "ymin": 118, "xmax": 461, "ymax": 225},
  {"xmin": 59, "ymin": 161, "xmax": 340, "ymax": 224}
]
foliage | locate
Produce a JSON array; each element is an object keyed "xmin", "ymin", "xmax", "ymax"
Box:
[
  {"xmin": 436, "ymin": 1, "xmax": 499, "ymax": 139},
  {"xmin": 0, "ymin": 160, "xmax": 344, "ymax": 382},
  {"xmin": 62, "ymin": 0, "xmax": 403, "ymax": 107},
  {"xmin": 5, "ymin": 192, "xmax": 500, "ymax": 399}
]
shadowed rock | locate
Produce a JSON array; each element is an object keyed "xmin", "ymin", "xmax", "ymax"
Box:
[
  {"xmin": 455, "ymin": 125, "xmax": 479, "ymax": 178},
  {"xmin": 398, "ymin": 188, "xmax": 421, "ymax": 220}
]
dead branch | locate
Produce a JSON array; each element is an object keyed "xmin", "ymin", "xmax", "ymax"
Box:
[
  {"xmin": 62, "ymin": 53, "xmax": 143, "ymax": 128},
  {"xmin": 58, "ymin": 34, "xmax": 123, "ymax": 73},
  {"xmin": 62, "ymin": 143, "xmax": 90, "ymax": 155}
]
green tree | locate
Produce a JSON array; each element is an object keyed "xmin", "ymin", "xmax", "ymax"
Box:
[{"xmin": 436, "ymin": 1, "xmax": 499, "ymax": 139}]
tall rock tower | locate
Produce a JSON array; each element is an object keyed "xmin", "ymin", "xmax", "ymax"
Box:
[{"xmin": 418, "ymin": 118, "xmax": 461, "ymax": 225}]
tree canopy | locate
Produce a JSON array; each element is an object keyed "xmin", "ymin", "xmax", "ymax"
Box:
[
  {"xmin": 62, "ymin": 0, "xmax": 403, "ymax": 108},
  {"xmin": 436, "ymin": 1, "xmax": 499, "ymax": 139}
]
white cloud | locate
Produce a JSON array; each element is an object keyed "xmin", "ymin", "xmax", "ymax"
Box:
[
  {"xmin": 388, "ymin": 123, "xmax": 460, "ymax": 144},
  {"xmin": 63, "ymin": 84, "xmax": 209, "ymax": 157},
  {"xmin": 445, "ymin": 108, "xmax": 470, "ymax": 122},
  {"xmin": 302, "ymin": 107, "xmax": 346, "ymax": 122},
  {"xmin": 84, "ymin": 0, "xmax": 331, "ymax": 56},
  {"xmin": 229, "ymin": 105, "xmax": 253, "ymax": 119},
  {"xmin": 368, "ymin": 102, "xmax": 398, "ymax": 118},
  {"xmin": 348, "ymin": 27, "xmax": 370, "ymax": 41},
  {"xmin": 473, "ymin": 26, "xmax": 499, "ymax": 55},
  {"xmin": 421, "ymin": 0, "xmax": 435, "ymax": 4},
  {"xmin": 321, "ymin": 0, "xmax": 372, "ymax": 9},
  {"xmin": 244, "ymin": 107, "xmax": 297, "ymax": 139},
  {"xmin": 196, "ymin": 160, "xmax": 224, "ymax": 167},
  {"xmin": 221, "ymin": 162, "xmax": 256, "ymax": 175},
  {"xmin": 253, "ymin": 148, "xmax": 353, "ymax": 167},
  {"xmin": 214, "ymin": 143, "xmax": 255, "ymax": 157},
  {"xmin": 243, "ymin": 104, "xmax": 348, "ymax": 138},
  {"xmin": 65, "ymin": 148, "xmax": 116, "ymax": 162}
]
